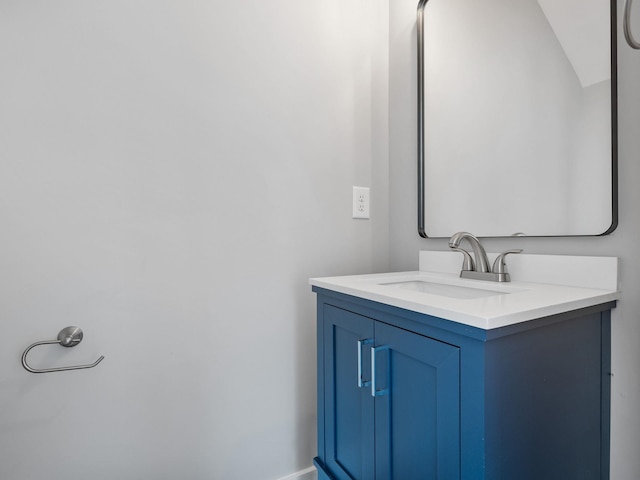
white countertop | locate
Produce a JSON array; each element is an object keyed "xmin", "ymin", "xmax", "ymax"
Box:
[{"xmin": 310, "ymin": 252, "xmax": 620, "ymax": 330}]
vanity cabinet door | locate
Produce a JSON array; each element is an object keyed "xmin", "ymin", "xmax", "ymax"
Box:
[
  {"xmin": 322, "ymin": 305, "xmax": 375, "ymax": 480},
  {"xmin": 373, "ymin": 321, "xmax": 461, "ymax": 480},
  {"xmin": 321, "ymin": 304, "xmax": 461, "ymax": 480}
]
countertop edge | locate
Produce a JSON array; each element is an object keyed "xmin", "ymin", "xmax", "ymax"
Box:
[{"xmin": 310, "ymin": 273, "xmax": 619, "ymax": 330}]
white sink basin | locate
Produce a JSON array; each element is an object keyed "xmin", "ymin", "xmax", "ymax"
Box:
[{"xmin": 381, "ymin": 280, "xmax": 506, "ymax": 299}]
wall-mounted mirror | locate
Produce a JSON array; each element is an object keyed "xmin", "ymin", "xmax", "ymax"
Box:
[{"xmin": 417, "ymin": 0, "xmax": 617, "ymax": 238}]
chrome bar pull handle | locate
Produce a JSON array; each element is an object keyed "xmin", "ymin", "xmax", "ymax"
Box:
[
  {"xmin": 21, "ymin": 326, "xmax": 105, "ymax": 374},
  {"xmin": 371, "ymin": 345, "xmax": 390, "ymax": 397},
  {"xmin": 357, "ymin": 339, "xmax": 373, "ymax": 388}
]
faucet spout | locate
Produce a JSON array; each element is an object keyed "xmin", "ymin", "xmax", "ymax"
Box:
[{"xmin": 448, "ymin": 231, "xmax": 491, "ymax": 273}]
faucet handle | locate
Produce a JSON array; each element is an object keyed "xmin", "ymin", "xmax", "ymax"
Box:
[
  {"xmin": 492, "ymin": 249, "xmax": 523, "ymax": 275},
  {"xmin": 451, "ymin": 247, "xmax": 475, "ymax": 271}
]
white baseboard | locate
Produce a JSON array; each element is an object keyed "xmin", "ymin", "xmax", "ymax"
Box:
[{"xmin": 276, "ymin": 466, "xmax": 316, "ymax": 480}]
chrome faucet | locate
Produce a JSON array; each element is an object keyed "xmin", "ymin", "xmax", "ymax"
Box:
[
  {"xmin": 448, "ymin": 231, "xmax": 522, "ymax": 282},
  {"xmin": 449, "ymin": 231, "xmax": 491, "ymax": 273}
]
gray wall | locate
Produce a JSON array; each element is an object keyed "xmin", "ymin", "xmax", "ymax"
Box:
[
  {"xmin": 2, "ymin": 1, "xmax": 635, "ymax": 478},
  {"xmin": 0, "ymin": 1, "xmax": 388, "ymax": 479},
  {"xmin": 389, "ymin": 1, "xmax": 640, "ymax": 478}
]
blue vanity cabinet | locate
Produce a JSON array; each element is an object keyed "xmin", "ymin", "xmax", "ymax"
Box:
[
  {"xmin": 319, "ymin": 304, "xmax": 375, "ymax": 480},
  {"xmin": 372, "ymin": 320, "xmax": 460, "ymax": 479},
  {"xmin": 317, "ymin": 304, "xmax": 461, "ymax": 480},
  {"xmin": 313, "ymin": 287, "xmax": 614, "ymax": 480}
]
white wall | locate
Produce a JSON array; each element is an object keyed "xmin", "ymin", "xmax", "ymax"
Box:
[
  {"xmin": 0, "ymin": 1, "xmax": 389, "ymax": 479},
  {"xmin": 390, "ymin": 1, "xmax": 640, "ymax": 478},
  {"xmin": 4, "ymin": 1, "xmax": 633, "ymax": 478}
]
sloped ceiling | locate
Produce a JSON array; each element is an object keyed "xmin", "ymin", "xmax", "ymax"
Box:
[{"xmin": 537, "ymin": 0, "xmax": 610, "ymax": 87}]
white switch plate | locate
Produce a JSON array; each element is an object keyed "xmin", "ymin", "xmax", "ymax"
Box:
[{"xmin": 352, "ymin": 186, "xmax": 370, "ymax": 219}]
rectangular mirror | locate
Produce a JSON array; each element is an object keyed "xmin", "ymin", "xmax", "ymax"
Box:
[{"xmin": 417, "ymin": 0, "xmax": 617, "ymax": 238}]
